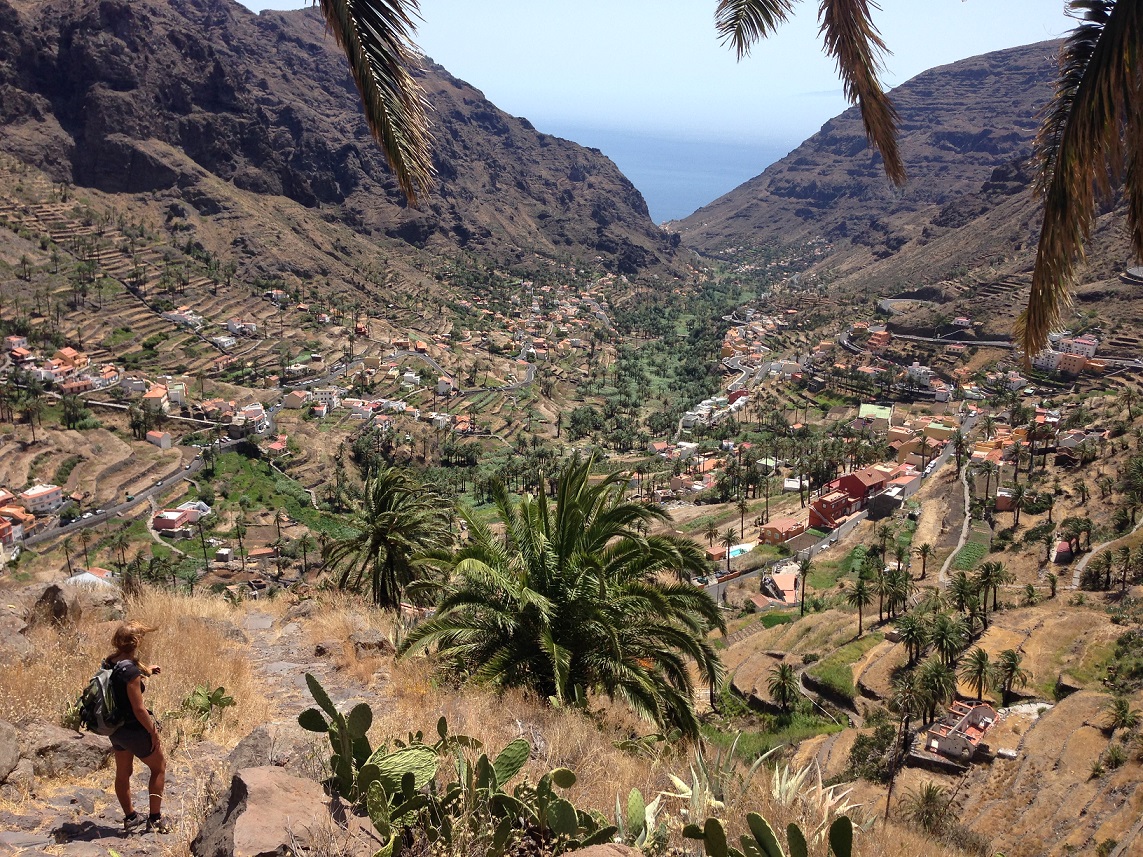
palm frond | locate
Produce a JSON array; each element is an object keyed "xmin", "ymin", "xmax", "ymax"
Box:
[
  {"xmin": 714, "ymin": 0, "xmax": 797, "ymax": 58},
  {"xmin": 1021, "ymin": 0, "xmax": 1143, "ymax": 356},
  {"xmin": 818, "ymin": 0, "xmax": 905, "ymax": 185},
  {"xmin": 315, "ymin": 0, "xmax": 434, "ymax": 203}
]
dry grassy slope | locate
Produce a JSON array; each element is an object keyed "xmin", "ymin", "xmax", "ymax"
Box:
[
  {"xmin": 726, "ymin": 593, "xmax": 1141, "ymax": 852},
  {"xmin": 958, "ymin": 689, "xmax": 1143, "ymax": 857},
  {"xmin": 0, "ymin": 587, "xmax": 956, "ymax": 857}
]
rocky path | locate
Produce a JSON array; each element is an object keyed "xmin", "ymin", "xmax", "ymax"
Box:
[{"xmin": 0, "ymin": 604, "xmax": 379, "ymax": 857}]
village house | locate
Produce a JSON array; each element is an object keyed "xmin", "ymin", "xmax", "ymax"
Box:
[
  {"xmin": 175, "ymin": 500, "xmax": 212, "ymax": 522},
  {"xmin": 227, "ymin": 318, "xmax": 258, "ymax": 336},
  {"xmin": 281, "ymin": 390, "xmax": 309, "ymax": 409},
  {"xmin": 759, "ymin": 517, "xmax": 807, "ymax": 545},
  {"xmin": 161, "ymin": 307, "xmax": 204, "ymax": 329},
  {"xmin": 4, "ymin": 335, "xmax": 27, "ymax": 351},
  {"xmin": 18, "ymin": 484, "xmax": 64, "ymax": 515},
  {"xmin": 809, "ymin": 489, "xmax": 859, "ymax": 530},
  {"xmin": 212, "ymin": 335, "xmax": 238, "ymax": 350},
  {"xmin": 59, "ymin": 377, "xmax": 94, "ymax": 395},
  {"xmin": 925, "ymin": 701, "xmax": 997, "ymax": 762},
  {"xmin": 142, "ymin": 384, "xmax": 170, "ymax": 413},
  {"xmin": 311, "ymin": 387, "xmax": 342, "ymax": 408},
  {"xmin": 437, "ymin": 376, "xmax": 455, "ymax": 396},
  {"xmin": 152, "ymin": 508, "xmax": 194, "ymax": 531},
  {"xmin": 146, "ymin": 430, "xmax": 172, "ymax": 450},
  {"xmin": 0, "ymin": 506, "xmax": 35, "ymax": 541},
  {"xmin": 54, "ymin": 347, "xmax": 89, "ymax": 372}
]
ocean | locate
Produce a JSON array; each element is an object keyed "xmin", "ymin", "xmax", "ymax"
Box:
[{"xmin": 539, "ymin": 124, "xmax": 797, "ymax": 224}]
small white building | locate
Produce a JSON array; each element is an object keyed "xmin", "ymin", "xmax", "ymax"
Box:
[
  {"xmin": 146, "ymin": 430, "xmax": 172, "ymax": 450},
  {"xmin": 402, "ymin": 371, "xmax": 420, "ymax": 386},
  {"xmin": 212, "ymin": 335, "xmax": 237, "ymax": 350},
  {"xmin": 311, "ymin": 387, "xmax": 342, "ymax": 408},
  {"xmin": 1059, "ymin": 335, "xmax": 1098, "ymax": 359}
]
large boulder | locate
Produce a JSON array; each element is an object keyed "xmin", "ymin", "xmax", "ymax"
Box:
[
  {"xmin": 0, "ymin": 611, "xmax": 30, "ymax": 659},
  {"xmin": 349, "ymin": 629, "xmax": 395, "ymax": 659},
  {"xmin": 0, "ymin": 719, "xmax": 19, "ymax": 782},
  {"xmin": 191, "ymin": 767, "xmax": 380, "ymax": 857},
  {"xmin": 28, "ymin": 584, "xmax": 82, "ymax": 626},
  {"xmin": 65, "ymin": 583, "xmax": 126, "ymax": 622},
  {"xmin": 19, "ymin": 722, "xmax": 110, "ymax": 777}
]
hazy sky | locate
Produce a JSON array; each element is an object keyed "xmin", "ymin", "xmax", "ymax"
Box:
[{"xmin": 238, "ymin": 1, "xmax": 1074, "ymax": 145}]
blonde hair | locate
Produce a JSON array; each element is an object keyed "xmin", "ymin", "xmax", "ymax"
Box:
[{"xmin": 109, "ymin": 621, "xmax": 158, "ymax": 676}]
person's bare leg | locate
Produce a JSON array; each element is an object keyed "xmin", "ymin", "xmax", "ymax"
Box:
[
  {"xmin": 140, "ymin": 745, "xmax": 166, "ymax": 817},
  {"xmin": 113, "ymin": 749, "xmax": 135, "ymax": 816}
]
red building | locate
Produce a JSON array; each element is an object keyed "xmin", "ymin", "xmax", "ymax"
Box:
[
  {"xmin": 809, "ymin": 490, "xmax": 859, "ymax": 530},
  {"xmin": 829, "ymin": 465, "xmax": 890, "ymax": 509}
]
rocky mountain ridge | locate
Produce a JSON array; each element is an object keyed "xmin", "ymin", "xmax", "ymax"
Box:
[
  {"xmin": 0, "ymin": 0, "xmax": 680, "ymax": 277},
  {"xmin": 672, "ymin": 41, "xmax": 1060, "ymax": 266}
]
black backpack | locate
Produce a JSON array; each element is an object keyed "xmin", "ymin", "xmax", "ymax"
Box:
[{"xmin": 78, "ymin": 663, "xmax": 124, "ymax": 736}]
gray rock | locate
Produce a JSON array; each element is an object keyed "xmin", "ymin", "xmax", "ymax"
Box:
[
  {"xmin": 192, "ymin": 767, "xmax": 379, "ymax": 857},
  {"xmin": 313, "ymin": 639, "xmax": 340, "ymax": 658},
  {"xmin": 66, "ymin": 584, "xmax": 126, "ymax": 621},
  {"xmin": 227, "ymin": 725, "xmax": 273, "ymax": 774},
  {"xmin": 0, "ymin": 811, "xmax": 40, "ymax": 830},
  {"xmin": 0, "ymin": 830, "xmax": 54, "ymax": 849},
  {"xmin": 20, "ymin": 722, "xmax": 111, "ymax": 777},
  {"xmin": 202, "ymin": 617, "xmax": 249, "ymax": 644},
  {"xmin": 243, "ymin": 614, "xmax": 273, "ymax": 631},
  {"xmin": 1, "ymin": 758, "xmax": 35, "ymax": 799},
  {"xmin": 349, "ymin": 630, "xmax": 395, "ymax": 659},
  {"xmin": 0, "ymin": 611, "xmax": 31, "ymax": 658},
  {"xmin": 284, "ymin": 600, "xmax": 319, "ymax": 621},
  {"xmin": 29, "ymin": 584, "xmax": 81, "ymax": 626},
  {"xmin": 0, "ymin": 719, "xmax": 19, "ymax": 782}
]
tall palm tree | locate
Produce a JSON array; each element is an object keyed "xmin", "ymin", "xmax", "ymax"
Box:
[
  {"xmin": 704, "ymin": 520, "xmax": 719, "ymax": 548},
  {"xmin": 995, "ymin": 648, "xmax": 1030, "ymax": 707},
  {"xmin": 798, "ymin": 554, "xmax": 812, "ymax": 617},
  {"xmin": 721, "ymin": 527, "xmax": 738, "ymax": 575},
  {"xmin": 895, "ymin": 612, "xmax": 928, "ymax": 665},
  {"xmin": 929, "ymin": 612, "xmax": 968, "ymax": 667},
  {"xmin": 915, "ymin": 542, "xmax": 934, "ymax": 580},
  {"xmin": 767, "ymin": 662, "xmax": 799, "ymax": 712},
  {"xmin": 401, "ymin": 458, "xmax": 724, "ymax": 737},
  {"xmin": 958, "ymin": 647, "xmax": 993, "ymax": 702},
  {"xmin": 845, "ymin": 577, "xmax": 873, "ymax": 637},
  {"xmin": 324, "ymin": 466, "xmax": 452, "ymax": 609},
  {"xmin": 917, "ymin": 656, "xmax": 957, "ymax": 724},
  {"xmin": 975, "ymin": 561, "xmax": 1010, "ymax": 614}
]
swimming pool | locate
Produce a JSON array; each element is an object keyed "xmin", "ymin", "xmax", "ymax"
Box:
[{"xmin": 728, "ymin": 542, "xmax": 755, "ymax": 559}]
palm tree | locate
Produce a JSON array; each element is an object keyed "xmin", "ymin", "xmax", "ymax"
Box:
[
  {"xmin": 234, "ymin": 515, "xmax": 248, "ymax": 574},
  {"xmin": 703, "ymin": 520, "xmax": 719, "ymax": 548},
  {"xmin": 949, "ymin": 570, "xmax": 976, "ymax": 614},
  {"xmin": 929, "ymin": 612, "xmax": 968, "ymax": 667},
  {"xmin": 917, "ymin": 657, "xmax": 957, "ymax": 724},
  {"xmin": 324, "ymin": 466, "xmax": 452, "ymax": 609},
  {"xmin": 767, "ymin": 662, "xmax": 799, "ymax": 712},
  {"xmin": 975, "ymin": 561, "xmax": 1010, "ymax": 615},
  {"xmin": 21, "ymin": 396, "xmax": 44, "ymax": 444},
  {"xmin": 721, "ymin": 527, "xmax": 738, "ymax": 575},
  {"xmin": 1103, "ymin": 696, "xmax": 1140, "ymax": 734},
  {"xmin": 915, "ymin": 542, "xmax": 934, "ymax": 580},
  {"xmin": 951, "ymin": 430, "xmax": 968, "ymax": 472},
  {"xmin": 401, "ymin": 458, "xmax": 724, "ymax": 737},
  {"xmin": 958, "ymin": 647, "xmax": 993, "ymax": 702},
  {"xmin": 798, "ymin": 554, "xmax": 812, "ymax": 617},
  {"xmin": 902, "ymin": 782, "xmax": 949, "ymax": 836},
  {"xmin": 895, "ymin": 612, "xmax": 928, "ymax": 665},
  {"xmin": 845, "ymin": 577, "xmax": 873, "ymax": 637},
  {"xmin": 78, "ymin": 529, "xmax": 92, "ymax": 568},
  {"xmin": 995, "ymin": 648, "xmax": 1030, "ymax": 707},
  {"xmin": 298, "ymin": 533, "xmax": 316, "ymax": 574},
  {"xmin": 736, "ymin": 496, "xmax": 749, "ymax": 535},
  {"xmin": 1010, "ymin": 482, "xmax": 1027, "ymax": 526},
  {"xmin": 62, "ymin": 537, "xmax": 74, "ymax": 576}
]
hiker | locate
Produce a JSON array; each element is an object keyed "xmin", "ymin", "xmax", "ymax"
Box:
[{"xmin": 103, "ymin": 621, "xmax": 169, "ymax": 834}]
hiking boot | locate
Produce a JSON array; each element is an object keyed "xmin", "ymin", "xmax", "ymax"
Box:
[
  {"xmin": 146, "ymin": 814, "xmax": 172, "ymax": 834},
  {"xmin": 123, "ymin": 812, "xmax": 145, "ymax": 835}
]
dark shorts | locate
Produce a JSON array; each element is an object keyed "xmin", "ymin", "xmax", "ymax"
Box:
[{"xmin": 109, "ymin": 725, "xmax": 154, "ymax": 759}]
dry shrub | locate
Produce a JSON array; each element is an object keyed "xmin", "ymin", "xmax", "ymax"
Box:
[{"xmin": 0, "ymin": 588, "xmax": 267, "ymax": 748}]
